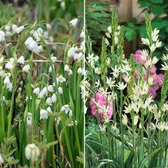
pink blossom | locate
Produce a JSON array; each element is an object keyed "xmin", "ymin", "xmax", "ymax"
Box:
[
  {"xmin": 90, "ymin": 92, "xmax": 113, "ymax": 122},
  {"xmin": 149, "ymin": 87, "xmax": 157, "ymax": 98},
  {"xmin": 134, "ymin": 50, "xmax": 164, "ymax": 99}
]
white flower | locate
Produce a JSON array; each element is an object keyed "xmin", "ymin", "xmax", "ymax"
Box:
[
  {"xmin": 69, "ymin": 18, "xmax": 78, "ymax": 27},
  {"xmin": 155, "ymin": 40, "xmax": 162, "ymax": 48},
  {"xmin": 25, "ymin": 144, "xmax": 40, "ymax": 161},
  {"xmin": 51, "ymin": 93, "xmax": 57, "ymax": 103},
  {"xmin": 116, "ymin": 82, "xmax": 127, "ymax": 90},
  {"xmin": 46, "ymin": 97, "xmax": 52, "ymax": 105},
  {"xmin": 38, "ymin": 87, "xmax": 48, "ymax": 98},
  {"xmin": 33, "ymin": 87, "xmax": 40, "ymax": 95},
  {"xmin": 107, "ymin": 26, "xmax": 112, "ymax": 33},
  {"xmin": 48, "ymin": 85, "xmax": 54, "ymax": 92},
  {"xmin": 68, "ymin": 46, "xmax": 78, "ymax": 58},
  {"xmin": 0, "ymin": 30, "xmax": 5, "ymax": 43},
  {"xmin": 152, "ymin": 57, "xmax": 158, "ymax": 64},
  {"xmin": 152, "ymin": 29, "xmax": 159, "ymax": 42},
  {"xmin": 24, "ymin": 37, "xmax": 43, "ymax": 54},
  {"xmin": 77, "ymin": 67, "xmax": 85, "ymax": 75},
  {"xmin": 16, "ymin": 25, "xmax": 24, "ymax": 34},
  {"xmin": 27, "ymin": 113, "xmax": 32, "ymax": 126},
  {"xmin": 162, "ymin": 54, "xmax": 168, "ymax": 61},
  {"xmin": 0, "ymin": 56, "xmax": 3, "ymax": 63},
  {"xmin": 5, "ymin": 61, "xmax": 13, "ymax": 70},
  {"xmin": 61, "ymin": 105, "xmax": 72, "ymax": 117},
  {"xmin": 4, "ymin": 76, "xmax": 12, "ymax": 88},
  {"xmin": 40, "ymin": 109, "xmax": 48, "ymax": 120},
  {"xmin": 122, "ymin": 114, "xmax": 128, "ymax": 125},
  {"xmin": 106, "ymin": 77, "xmax": 115, "ymax": 88},
  {"xmin": 57, "ymin": 75, "xmax": 66, "ymax": 83},
  {"xmin": 58, "ymin": 87, "xmax": 63, "ymax": 94},
  {"xmin": 68, "ymin": 69, "xmax": 72, "ymax": 75},
  {"xmin": 0, "ymin": 153, "xmax": 4, "ymax": 165},
  {"xmin": 46, "ymin": 23, "xmax": 51, "ymax": 30},
  {"xmin": 134, "ymin": 115, "xmax": 139, "ymax": 126},
  {"xmin": 111, "ymin": 66, "xmax": 120, "ymax": 78},
  {"xmin": 51, "ymin": 56, "xmax": 57, "ymax": 63},
  {"xmin": 12, "ymin": 24, "xmax": 18, "ymax": 33},
  {"xmin": 0, "ymin": 70, "xmax": 4, "ymax": 77},
  {"xmin": 80, "ymin": 31, "xmax": 85, "ymax": 38},
  {"xmin": 150, "ymin": 43, "xmax": 156, "ymax": 53},
  {"xmin": 161, "ymin": 62, "xmax": 168, "ymax": 71},
  {"xmin": 64, "ymin": 65, "xmax": 70, "ymax": 72},
  {"xmin": 141, "ymin": 38, "xmax": 150, "ymax": 46},
  {"xmin": 47, "ymin": 107, "xmax": 52, "ymax": 113},
  {"xmin": 23, "ymin": 64, "xmax": 30, "ymax": 73},
  {"xmin": 5, "ymin": 25, "xmax": 10, "ymax": 31},
  {"xmin": 17, "ymin": 56, "xmax": 25, "ymax": 64}
]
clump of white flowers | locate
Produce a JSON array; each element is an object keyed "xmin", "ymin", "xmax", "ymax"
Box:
[{"xmin": 25, "ymin": 144, "xmax": 40, "ymax": 161}]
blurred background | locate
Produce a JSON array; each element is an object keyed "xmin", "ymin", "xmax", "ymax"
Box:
[{"xmin": 86, "ymin": 0, "xmax": 168, "ymax": 58}]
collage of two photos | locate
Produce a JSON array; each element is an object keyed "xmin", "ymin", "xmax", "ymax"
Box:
[{"xmin": 0, "ymin": 0, "xmax": 168, "ymax": 167}]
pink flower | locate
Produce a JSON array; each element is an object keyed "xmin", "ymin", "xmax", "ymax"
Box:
[
  {"xmin": 149, "ymin": 87, "xmax": 157, "ymax": 98},
  {"xmin": 90, "ymin": 92, "xmax": 113, "ymax": 122},
  {"xmin": 134, "ymin": 50, "xmax": 164, "ymax": 99},
  {"xmin": 153, "ymin": 74, "xmax": 164, "ymax": 90},
  {"xmin": 150, "ymin": 65, "xmax": 156, "ymax": 75}
]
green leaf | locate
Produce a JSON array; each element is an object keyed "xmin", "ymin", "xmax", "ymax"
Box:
[
  {"xmin": 151, "ymin": 0, "xmax": 164, "ymax": 3},
  {"xmin": 124, "ymin": 28, "xmax": 137, "ymax": 41},
  {"xmin": 150, "ymin": 6, "xmax": 164, "ymax": 15}
]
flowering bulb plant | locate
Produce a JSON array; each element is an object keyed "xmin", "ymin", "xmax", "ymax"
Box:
[
  {"xmin": 0, "ymin": 15, "xmax": 84, "ymax": 167},
  {"xmin": 85, "ymin": 7, "xmax": 168, "ymax": 168}
]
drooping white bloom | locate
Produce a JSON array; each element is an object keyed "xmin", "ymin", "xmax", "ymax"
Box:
[
  {"xmin": 69, "ymin": 18, "xmax": 78, "ymax": 27},
  {"xmin": 51, "ymin": 93, "xmax": 57, "ymax": 103},
  {"xmin": 38, "ymin": 87, "xmax": 48, "ymax": 99},
  {"xmin": 17, "ymin": 56, "xmax": 25, "ymax": 64},
  {"xmin": 0, "ymin": 153, "xmax": 4, "ymax": 165},
  {"xmin": 0, "ymin": 69, "xmax": 4, "ymax": 77},
  {"xmin": 40, "ymin": 109, "xmax": 48, "ymax": 120},
  {"xmin": 0, "ymin": 30, "xmax": 5, "ymax": 43},
  {"xmin": 57, "ymin": 75, "xmax": 66, "ymax": 83},
  {"xmin": 16, "ymin": 25, "xmax": 24, "ymax": 34},
  {"xmin": 0, "ymin": 56, "xmax": 3, "ymax": 63},
  {"xmin": 25, "ymin": 144, "xmax": 40, "ymax": 161},
  {"xmin": 80, "ymin": 31, "xmax": 85, "ymax": 38},
  {"xmin": 5, "ymin": 61, "xmax": 13, "ymax": 70},
  {"xmin": 77, "ymin": 67, "xmax": 85, "ymax": 75},
  {"xmin": 33, "ymin": 87, "xmax": 40, "ymax": 95},
  {"xmin": 4, "ymin": 76, "xmax": 12, "ymax": 91},
  {"xmin": 24, "ymin": 37, "xmax": 43, "ymax": 54},
  {"xmin": 64, "ymin": 64, "xmax": 70, "ymax": 72},
  {"xmin": 51, "ymin": 56, "xmax": 57, "ymax": 63},
  {"xmin": 46, "ymin": 97, "xmax": 52, "ymax": 105},
  {"xmin": 48, "ymin": 85, "xmax": 54, "ymax": 92},
  {"xmin": 68, "ymin": 46, "xmax": 78, "ymax": 58},
  {"xmin": 23, "ymin": 64, "xmax": 30, "ymax": 73},
  {"xmin": 58, "ymin": 87, "xmax": 63, "ymax": 94},
  {"xmin": 27, "ymin": 113, "xmax": 32, "ymax": 126},
  {"xmin": 5, "ymin": 25, "xmax": 11, "ymax": 31},
  {"xmin": 46, "ymin": 23, "xmax": 51, "ymax": 30},
  {"xmin": 61, "ymin": 104, "xmax": 72, "ymax": 117},
  {"xmin": 12, "ymin": 24, "xmax": 18, "ymax": 33},
  {"xmin": 47, "ymin": 107, "xmax": 52, "ymax": 113}
]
